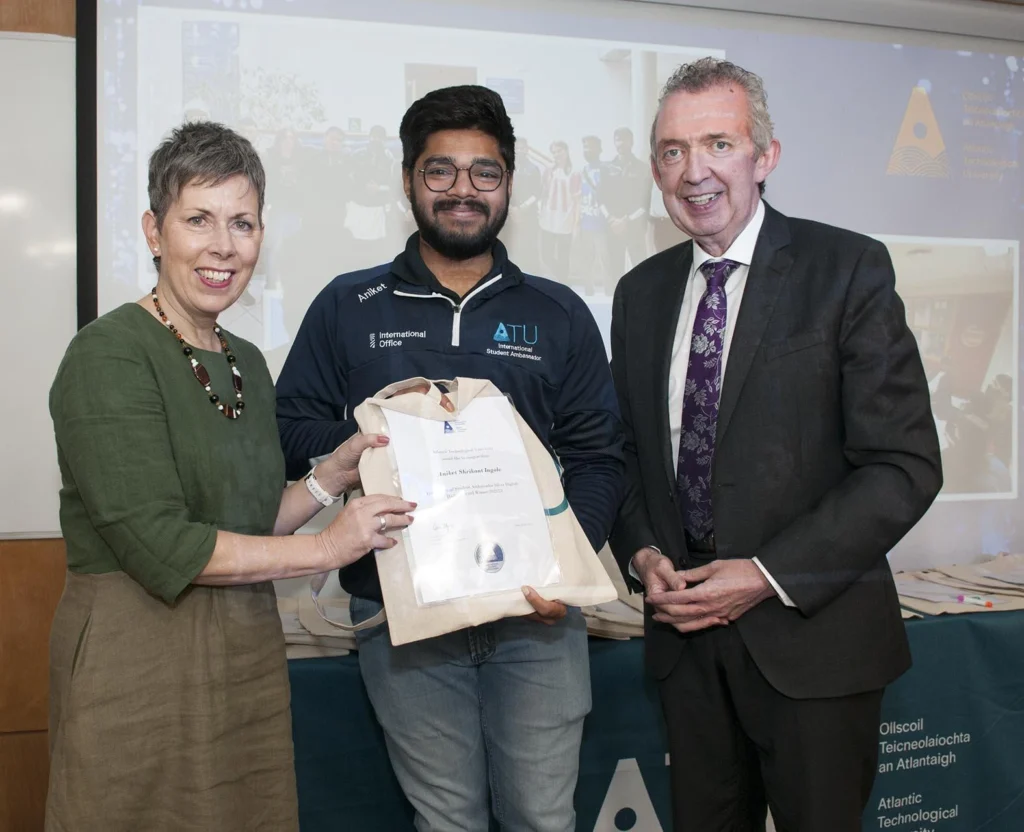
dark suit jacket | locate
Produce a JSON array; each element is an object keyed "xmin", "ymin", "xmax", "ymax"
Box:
[{"xmin": 608, "ymin": 202, "xmax": 942, "ymax": 699}]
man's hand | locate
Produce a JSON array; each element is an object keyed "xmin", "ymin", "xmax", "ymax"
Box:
[
  {"xmin": 632, "ymin": 547, "xmax": 684, "ymax": 595},
  {"xmin": 633, "ymin": 548, "xmax": 729, "ymax": 631},
  {"xmin": 522, "ymin": 586, "xmax": 568, "ymax": 625},
  {"xmin": 386, "ymin": 381, "xmax": 455, "ymax": 412},
  {"xmin": 646, "ymin": 559, "xmax": 775, "ymax": 633}
]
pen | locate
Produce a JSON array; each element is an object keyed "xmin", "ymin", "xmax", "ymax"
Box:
[{"xmin": 956, "ymin": 594, "xmax": 994, "ymax": 608}]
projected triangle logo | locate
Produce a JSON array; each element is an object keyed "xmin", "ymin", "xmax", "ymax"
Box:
[{"xmin": 887, "ymin": 82, "xmax": 949, "ymax": 178}]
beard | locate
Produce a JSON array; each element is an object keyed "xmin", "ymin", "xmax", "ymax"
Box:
[{"xmin": 411, "ymin": 191, "xmax": 509, "ymax": 260}]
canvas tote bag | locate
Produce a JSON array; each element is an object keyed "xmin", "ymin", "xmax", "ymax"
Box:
[{"xmin": 311, "ymin": 376, "xmax": 617, "ymax": 646}]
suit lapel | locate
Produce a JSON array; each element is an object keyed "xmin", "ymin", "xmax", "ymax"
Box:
[
  {"xmin": 653, "ymin": 244, "xmax": 693, "ymax": 485},
  {"xmin": 717, "ymin": 205, "xmax": 793, "ymax": 446}
]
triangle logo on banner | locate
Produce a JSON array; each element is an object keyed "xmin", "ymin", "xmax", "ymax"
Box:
[{"xmin": 593, "ymin": 758, "xmax": 664, "ymax": 832}]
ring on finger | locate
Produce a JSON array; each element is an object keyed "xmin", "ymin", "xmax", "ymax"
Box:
[{"xmin": 377, "ymin": 514, "xmax": 387, "ymax": 533}]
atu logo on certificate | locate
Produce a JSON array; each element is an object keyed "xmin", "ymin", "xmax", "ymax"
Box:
[{"xmin": 475, "ymin": 542, "xmax": 505, "ymax": 573}]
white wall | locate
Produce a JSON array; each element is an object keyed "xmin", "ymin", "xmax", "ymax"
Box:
[{"xmin": 0, "ymin": 33, "xmax": 77, "ymax": 537}]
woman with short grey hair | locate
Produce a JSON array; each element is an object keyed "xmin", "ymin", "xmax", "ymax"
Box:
[{"xmin": 44, "ymin": 121, "xmax": 414, "ymax": 830}]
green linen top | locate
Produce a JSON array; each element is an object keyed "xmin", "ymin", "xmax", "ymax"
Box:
[{"xmin": 49, "ymin": 303, "xmax": 286, "ymax": 604}]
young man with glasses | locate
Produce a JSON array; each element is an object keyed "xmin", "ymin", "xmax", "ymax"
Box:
[{"xmin": 276, "ymin": 85, "xmax": 625, "ymax": 832}]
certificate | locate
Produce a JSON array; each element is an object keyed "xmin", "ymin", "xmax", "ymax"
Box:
[{"xmin": 383, "ymin": 396, "xmax": 560, "ymax": 604}]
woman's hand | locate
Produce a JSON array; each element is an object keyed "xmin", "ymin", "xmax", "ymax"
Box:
[
  {"xmin": 315, "ymin": 494, "xmax": 416, "ymax": 569},
  {"xmin": 315, "ymin": 433, "xmax": 391, "ymax": 497}
]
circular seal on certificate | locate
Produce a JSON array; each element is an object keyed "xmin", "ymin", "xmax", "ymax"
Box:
[{"xmin": 474, "ymin": 542, "xmax": 505, "ymax": 573}]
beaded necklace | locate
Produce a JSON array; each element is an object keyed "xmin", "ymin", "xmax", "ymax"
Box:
[{"xmin": 151, "ymin": 288, "xmax": 245, "ymax": 419}]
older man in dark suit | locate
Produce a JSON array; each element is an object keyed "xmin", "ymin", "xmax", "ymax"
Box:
[{"xmin": 609, "ymin": 57, "xmax": 942, "ymax": 831}]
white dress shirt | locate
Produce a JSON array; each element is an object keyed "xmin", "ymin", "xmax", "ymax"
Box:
[{"xmin": 634, "ymin": 200, "xmax": 796, "ymax": 607}]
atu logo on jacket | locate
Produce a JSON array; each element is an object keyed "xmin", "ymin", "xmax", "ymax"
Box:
[
  {"xmin": 487, "ymin": 322, "xmax": 544, "ymax": 363},
  {"xmin": 493, "ymin": 323, "xmax": 539, "ymax": 345}
]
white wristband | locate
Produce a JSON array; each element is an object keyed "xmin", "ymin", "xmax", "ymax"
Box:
[{"xmin": 304, "ymin": 466, "xmax": 342, "ymax": 507}]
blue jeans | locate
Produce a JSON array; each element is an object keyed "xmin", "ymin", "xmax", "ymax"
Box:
[{"xmin": 350, "ymin": 596, "xmax": 592, "ymax": 832}]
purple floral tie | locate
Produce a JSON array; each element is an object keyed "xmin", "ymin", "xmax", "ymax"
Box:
[{"xmin": 676, "ymin": 258, "xmax": 740, "ymax": 539}]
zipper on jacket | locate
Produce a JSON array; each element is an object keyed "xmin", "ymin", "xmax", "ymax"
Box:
[
  {"xmin": 451, "ymin": 303, "xmax": 462, "ymax": 346},
  {"xmin": 393, "ymin": 274, "xmax": 503, "ymax": 348}
]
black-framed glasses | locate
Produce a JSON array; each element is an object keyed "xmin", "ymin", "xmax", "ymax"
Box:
[{"xmin": 418, "ymin": 162, "xmax": 506, "ymax": 192}]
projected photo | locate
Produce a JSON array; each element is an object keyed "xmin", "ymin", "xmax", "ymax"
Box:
[
  {"xmin": 96, "ymin": 0, "xmax": 1024, "ymax": 568},
  {"xmin": 126, "ymin": 9, "xmax": 718, "ymax": 358},
  {"xmin": 877, "ymin": 236, "xmax": 1019, "ymax": 500}
]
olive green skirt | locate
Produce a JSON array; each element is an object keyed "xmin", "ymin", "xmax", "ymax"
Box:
[{"xmin": 45, "ymin": 571, "xmax": 299, "ymax": 831}]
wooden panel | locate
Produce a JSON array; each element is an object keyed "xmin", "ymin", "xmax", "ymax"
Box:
[
  {"xmin": 0, "ymin": 731, "xmax": 49, "ymax": 832},
  {"xmin": 0, "ymin": 0, "xmax": 75, "ymax": 38},
  {"xmin": 0, "ymin": 540, "xmax": 66, "ymax": 733}
]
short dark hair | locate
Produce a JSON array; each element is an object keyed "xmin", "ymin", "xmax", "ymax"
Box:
[
  {"xmin": 148, "ymin": 121, "xmax": 265, "ymax": 228},
  {"xmin": 399, "ymin": 85, "xmax": 515, "ymax": 173}
]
